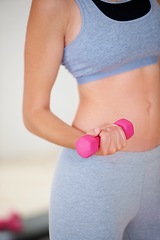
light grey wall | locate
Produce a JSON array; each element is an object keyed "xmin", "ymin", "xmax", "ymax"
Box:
[{"xmin": 0, "ymin": 0, "xmax": 78, "ymax": 161}]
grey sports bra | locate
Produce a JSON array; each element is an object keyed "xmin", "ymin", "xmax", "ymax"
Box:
[{"xmin": 62, "ymin": 0, "xmax": 160, "ymax": 84}]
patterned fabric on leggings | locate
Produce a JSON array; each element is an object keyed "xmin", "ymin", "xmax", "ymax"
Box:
[{"xmin": 49, "ymin": 146, "xmax": 160, "ymax": 240}]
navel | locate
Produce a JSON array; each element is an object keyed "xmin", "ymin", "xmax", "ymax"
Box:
[{"xmin": 146, "ymin": 101, "xmax": 152, "ymax": 112}]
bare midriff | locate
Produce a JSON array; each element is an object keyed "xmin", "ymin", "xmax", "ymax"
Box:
[{"xmin": 72, "ymin": 62, "xmax": 160, "ymax": 152}]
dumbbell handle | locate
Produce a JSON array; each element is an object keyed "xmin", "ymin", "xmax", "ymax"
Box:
[{"xmin": 75, "ymin": 118, "xmax": 134, "ymax": 158}]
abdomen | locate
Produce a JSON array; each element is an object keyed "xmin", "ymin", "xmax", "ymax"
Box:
[{"xmin": 72, "ymin": 63, "xmax": 160, "ymax": 152}]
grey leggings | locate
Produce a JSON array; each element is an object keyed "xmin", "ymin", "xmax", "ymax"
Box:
[{"xmin": 49, "ymin": 146, "xmax": 160, "ymax": 240}]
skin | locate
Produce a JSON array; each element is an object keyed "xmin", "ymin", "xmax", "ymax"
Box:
[{"xmin": 23, "ymin": 0, "xmax": 160, "ymax": 156}]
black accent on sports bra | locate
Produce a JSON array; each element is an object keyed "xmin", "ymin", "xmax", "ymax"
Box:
[{"xmin": 92, "ymin": 0, "xmax": 151, "ymax": 21}]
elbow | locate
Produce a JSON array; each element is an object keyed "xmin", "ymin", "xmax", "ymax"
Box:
[
  {"xmin": 22, "ymin": 107, "xmax": 36, "ymax": 133},
  {"xmin": 22, "ymin": 104, "xmax": 49, "ymax": 135},
  {"xmin": 22, "ymin": 99, "xmax": 50, "ymax": 135},
  {"xmin": 22, "ymin": 103, "xmax": 42, "ymax": 134}
]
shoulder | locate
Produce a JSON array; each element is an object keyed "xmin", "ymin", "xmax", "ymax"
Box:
[
  {"xmin": 30, "ymin": 0, "xmax": 71, "ymax": 12},
  {"xmin": 32, "ymin": 0, "xmax": 71, "ymax": 10},
  {"xmin": 29, "ymin": 0, "xmax": 73, "ymax": 29}
]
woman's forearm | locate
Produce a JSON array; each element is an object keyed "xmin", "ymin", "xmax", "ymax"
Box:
[{"xmin": 23, "ymin": 108, "xmax": 85, "ymax": 149}]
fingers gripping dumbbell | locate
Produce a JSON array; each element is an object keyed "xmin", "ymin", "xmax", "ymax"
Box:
[{"xmin": 75, "ymin": 118, "xmax": 134, "ymax": 158}]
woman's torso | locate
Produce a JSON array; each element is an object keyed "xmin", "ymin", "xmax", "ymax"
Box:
[{"xmin": 64, "ymin": 0, "xmax": 160, "ymax": 151}]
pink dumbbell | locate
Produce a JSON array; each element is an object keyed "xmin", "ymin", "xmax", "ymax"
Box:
[
  {"xmin": 75, "ymin": 118, "xmax": 134, "ymax": 158},
  {"xmin": 0, "ymin": 212, "xmax": 23, "ymax": 232}
]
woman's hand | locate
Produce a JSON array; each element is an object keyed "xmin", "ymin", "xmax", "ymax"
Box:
[{"xmin": 86, "ymin": 124, "xmax": 127, "ymax": 155}]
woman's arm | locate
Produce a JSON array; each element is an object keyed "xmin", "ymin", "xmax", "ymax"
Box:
[{"xmin": 23, "ymin": 0, "xmax": 84, "ymax": 149}]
